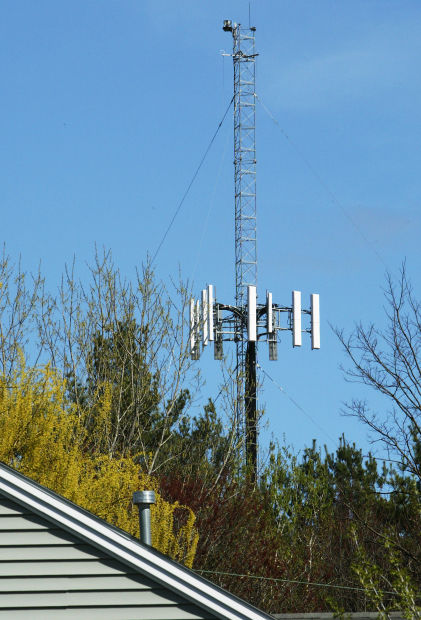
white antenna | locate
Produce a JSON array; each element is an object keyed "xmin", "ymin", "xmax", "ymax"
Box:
[
  {"xmin": 311, "ymin": 294, "xmax": 320, "ymax": 350},
  {"xmin": 292, "ymin": 290, "xmax": 302, "ymax": 347},
  {"xmin": 208, "ymin": 285, "xmax": 214, "ymax": 341},
  {"xmin": 247, "ymin": 285, "xmax": 257, "ymax": 342},
  {"xmin": 196, "ymin": 299, "xmax": 200, "ymax": 352},
  {"xmin": 202, "ymin": 289, "xmax": 208, "ymax": 346},
  {"xmin": 189, "ymin": 299, "xmax": 195, "ymax": 355},
  {"xmin": 189, "ymin": 298, "xmax": 200, "ymax": 360},
  {"xmin": 266, "ymin": 291, "xmax": 273, "ymax": 333}
]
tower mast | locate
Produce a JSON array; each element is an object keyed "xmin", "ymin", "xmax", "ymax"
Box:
[
  {"xmin": 227, "ymin": 21, "xmax": 258, "ymax": 471},
  {"xmin": 190, "ymin": 20, "xmax": 321, "ymax": 482}
]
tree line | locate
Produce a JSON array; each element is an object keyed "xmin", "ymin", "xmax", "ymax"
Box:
[{"xmin": 0, "ymin": 249, "xmax": 420, "ymax": 617}]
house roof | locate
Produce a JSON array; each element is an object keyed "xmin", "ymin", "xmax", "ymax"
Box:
[
  {"xmin": 0, "ymin": 462, "xmax": 273, "ymax": 620},
  {"xmin": 273, "ymin": 614, "xmax": 405, "ymax": 619}
]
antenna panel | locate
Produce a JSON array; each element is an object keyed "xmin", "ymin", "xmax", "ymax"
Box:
[
  {"xmin": 214, "ymin": 302, "xmax": 223, "ymax": 359},
  {"xmin": 292, "ymin": 290, "xmax": 302, "ymax": 347},
  {"xmin": 269, "ymin": 338, "xmax": 277, "ymax": 361},
  {"xmin": 195, "ymin": 299, "xmax": 200, "ymax": 358},
  {"xmin": 311, "ymin": 293, "xmax": 320, "ymax": 349},
  {"xmin": 189, "ymin": 299, "xmax": 195, "ymax": 357},
  {"xmin": 189, "ymin": 298, "xmax": 200, "ymax": 360},
  {"xmin": 248, "ymin": 285, "xmax": 257, "ymax": 342},
  {"xmin": 202, "ymin": 289, "xmax": 208, "ymax": 346},
  {"xmin": 208, "ymin": 285, "xmax": 214, "ymax": 341},
  {"xmin": 267, "ymin": 291, "xmax": 273, "ymax": 333}
]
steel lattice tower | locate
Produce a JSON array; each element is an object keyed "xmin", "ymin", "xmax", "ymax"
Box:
[
  {"xmin": 230, "ymin": 22, "xmax": 258, "ymax": 442},
  {"xmin": 190, "ymin": 20, "xmax": 321, "ymax": 482}
]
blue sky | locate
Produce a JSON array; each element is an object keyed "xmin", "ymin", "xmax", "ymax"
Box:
[{"xmin": 1, "ymin": 1, "xmax": 421, "ymax": 462}]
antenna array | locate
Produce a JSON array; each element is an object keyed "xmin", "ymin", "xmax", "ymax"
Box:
[{"xmin": 190, "ymin": 286, "xmax": 320, "ymax": 476}]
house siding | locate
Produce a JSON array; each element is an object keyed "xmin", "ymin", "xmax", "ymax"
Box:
[{"xmin": 0, "ymin": 495, "xmax": 215, "ymax": 619}]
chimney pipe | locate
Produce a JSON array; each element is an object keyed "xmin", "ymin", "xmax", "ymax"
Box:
[{"xmin": 132, "ymin": 490, "xmax": 155, "ymax": 546}]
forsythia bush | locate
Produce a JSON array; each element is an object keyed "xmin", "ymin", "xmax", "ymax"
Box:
[{"xmin": 0, "ymin": 358, "xmax": 198, "ymax": 567}]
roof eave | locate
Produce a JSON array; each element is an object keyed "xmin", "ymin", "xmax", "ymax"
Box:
[{"xmin": 0, "ymin": 463, "xmax": 273, "ymax": 620}]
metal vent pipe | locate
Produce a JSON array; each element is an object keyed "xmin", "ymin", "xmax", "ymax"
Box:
[{"xmin": 132, "ymin": 490, "xmax": 155, "ymax": 546}]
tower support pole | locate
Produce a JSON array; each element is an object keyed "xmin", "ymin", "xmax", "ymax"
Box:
[
  {"xmin": 230, "ymin": 22, "xmax": 258, "ymax": 475},
  {"xmin": 245, "ymin": 340, "xmax": 257, "ymax": 480}
]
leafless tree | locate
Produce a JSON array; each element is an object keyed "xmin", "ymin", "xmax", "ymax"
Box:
[
  {"xmin": 335, "ymin": 264, "xmax": 421, "ymax": 481},
  {"xmin": 0, "ymin": 246, "xmax": 242, "ymax": 480},
  {"xmin": 34, "ymin": 249, "xmax": 202, "ymax": 469},
  {"xmin": 0, "ymin": 247, "xmax": 47, "ymax": 378}
]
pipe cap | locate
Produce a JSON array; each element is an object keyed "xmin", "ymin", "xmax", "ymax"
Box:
[{"xmin": 133, "ymin": 490, "xmax": 156, "ymax": 506}]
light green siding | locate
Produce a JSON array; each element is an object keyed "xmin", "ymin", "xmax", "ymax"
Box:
[{"xmin": 0, "ymin": 495, "xmax": 215, "ymax": 619}]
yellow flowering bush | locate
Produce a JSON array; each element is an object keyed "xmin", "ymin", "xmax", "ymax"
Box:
[{"xmin": 0, "ymin": 358, "xmax": 198, "ymax": 567}]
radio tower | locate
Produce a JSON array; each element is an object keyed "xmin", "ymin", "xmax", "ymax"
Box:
[
  {"xmin": 190, "ymin": 20, "xmax": 320, "ymax": 481},
  {"xmin": 226, "ymin": 20, "xmax": 258, "ymax": 467}
]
